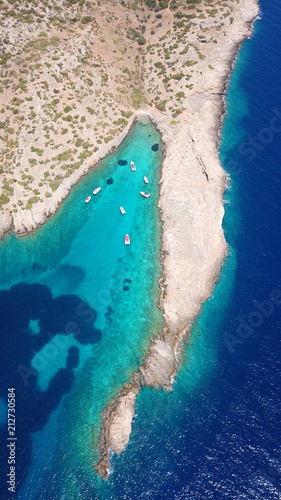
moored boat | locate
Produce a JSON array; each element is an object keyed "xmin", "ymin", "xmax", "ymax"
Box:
[
  {"xmin": 144, "ymin": 176, "xmax": 149, "ymax": 184},
  {"xmin": 125, "ymin": 234, "xmax": 130, "ymax": 245},
  {"xmin": 85, "ymin": 196, "xmax": 91, "ymax": 203},
  {"xmin": 140, "ymin": 191, "xmax": 150, "ymax": 198},
  {"xmin": 93, "ymin": 187, "xmax": 101, "ymax": 195},
  {"xmin": 120, "ymin": 207, "xmax": 126, "ymax": 215},
  {"xmin": 130, "ymin": 161, "xmax": 136, "ymax": 172}
]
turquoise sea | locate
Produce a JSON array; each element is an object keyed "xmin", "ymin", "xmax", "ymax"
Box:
[
  {"xmin": 0, "ymin": 119, "xmax": 164, "ymax": 498},
  {"xmin": 2, "ymin": 0, "xmax": 281, "ymax": 497}
]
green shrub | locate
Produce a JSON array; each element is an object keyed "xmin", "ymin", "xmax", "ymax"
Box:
[
  {"xmin": 143, "ymin": 0, "xmax": 156, "ymax": 9},
  {"xmin": 78, "ymin": 150, "xmax": 92, "ymax": 159},
  {"xmin": 28, "ymin": 159, "xmax": 38, "ymax": 165},
  {"xmin": 26, "ymin": 196, "xmax": 40, "ymax": 210},
  {"xmin": 176, "ymin": 91, "xmax": 185, "ymax": 100},
  {"xmin": 49, "ymin": 181, "xmax": 60, "ymax": 192},
  {"xmin": 121, "ymin": 110, "xmax": 133, "ymax": 118},
  {"xmin": 180, "ymin": 45, "xmax": 189, "ymax": 55},
  {"xmin": 0, "ymin": 194, "xmax": 10, "ymax": 205},
  {"xmin": 127, "ymin": 28, "xmax": 146, "ymax": 46},
  {"xmin": 170, "ymin": 1, "xmax": 178, "ymax": 10},
  {"xmin": 158, "ymin": 0, "xmax": 169, "ymax": 9},
  {"xmin": 0, "ymin": 52, "xmax": 11, "ymax": 67},
  {"xmin": 172, "ymin": 73, "xmax": 184, "ymax": 80},
  {"xmin": 183, "ymin": 60, "xmax": 197, "ymax": 67},
  {"xmin": 155, "ymin": 100, "xmax": 167, "ymax": 111},
  {"xmin": 113, "ymin": 118, "xmax": 128, "ymax": 127},
  {"xmin": 31, "ymin": 146, "xmax": 44, "ymax": 156},
  {"xmin": 55, "ymin": 150, "xmax": 72, "ymax": 162},
  {"xmin": 172, "ymin": 108, "xmax": 183, "ymax": 118},
  {"xmin": 81, "ymin": 16, "xmax": 92, "ymax": 24}
]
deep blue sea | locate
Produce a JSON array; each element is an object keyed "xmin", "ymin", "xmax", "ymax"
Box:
[{"xmin": 1, "ymin": 0, "xmax": 281, "ymax": 497}]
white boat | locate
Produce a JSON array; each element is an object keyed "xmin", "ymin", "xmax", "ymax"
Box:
[
  {"xmin": 93, "ymin": 187, "xmax": 101, "ymax": 195},
  {"xmin": 120, "ymin": 207, "xmax": 126, "ymax": 215},
  {"xmin": 85, "ymin": 196, "xmax": 91, "ymax": 203},
  {"xmin": 144, "ymin": 176, "xmax": 149, "ymax": 184},
  {"xmin": 140, "ymin": 191, "xmax": 150, "ymax": 198},
  {"xmin": 130, "ymin": 161, "xmax": 136, "ymax": 172},
  {"xmin": 125, "ymin": 234, "xmax": 130, "ymax": 245}
]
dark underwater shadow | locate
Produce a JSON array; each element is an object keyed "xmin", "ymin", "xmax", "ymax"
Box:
[{"xmin": 0, "ymin": 282, "xmax": 101, "ymax": 495}]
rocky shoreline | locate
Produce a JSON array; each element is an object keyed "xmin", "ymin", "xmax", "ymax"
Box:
[
  {"xmin": 95, "ymin": 0, "xmax": 259, "ymax": 480},
  {"xmin": 0, "ymin": 116, "xmax": 137, "ymax": 240}
]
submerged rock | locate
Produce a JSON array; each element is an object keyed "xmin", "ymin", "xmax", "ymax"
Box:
[
  {"xmin": 151, "ymin": 143, "xmax": 159, "ymax": 151},
  {"xmin": 106, "ymin": 178, "xmax": 114, "ymax": 184},
  {"xmin": 66, "ymin": 346, "xmax": 80, "ymax": 369},
  {"xmin": 105, "ymin": 306, "xmax": 114, "ymax": 322},
  {"xmin": 118, "ymin": 159, "xmax": 127, "ymax": 166},
  {"xmin": 31, "ymin": 262, "xmax": 41, "ymax": 271}
]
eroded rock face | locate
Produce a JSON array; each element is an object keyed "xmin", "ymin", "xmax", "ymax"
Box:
[
  {"xmin": 139, "ymin": 334, "xmax": 176, "ymax": 388},
  {"xmin": 97, "ymin": 383, "xmax": 141, "ymax": 480},
  {"xmin": 0, "ymin": 211, "xmax": 13, "ymax": 237},
  {"xmin": 108, "ymin": 389, "xmax": 139, "ymax": 454},
  {"xmin": 96, "ymin": 332, "xmax": 179, "ymax": 480}
]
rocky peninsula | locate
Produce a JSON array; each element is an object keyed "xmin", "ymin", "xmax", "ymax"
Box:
[
  {"xmin": 96, "ymin": 0, "xmax": 259, "ymax": 479},
  {"xmin": 0, "ymin": 0, "xmax": 258, "ymax": 481}
]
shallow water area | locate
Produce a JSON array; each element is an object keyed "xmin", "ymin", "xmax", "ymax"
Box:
[{"xmin": 0, "ymin": 118, "xmax": 164, "ymax": 498}]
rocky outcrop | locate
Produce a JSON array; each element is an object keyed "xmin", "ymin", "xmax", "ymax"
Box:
[{"xmin": 96, "ymin": 0, "xmax": 259, "ymax": 480}]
